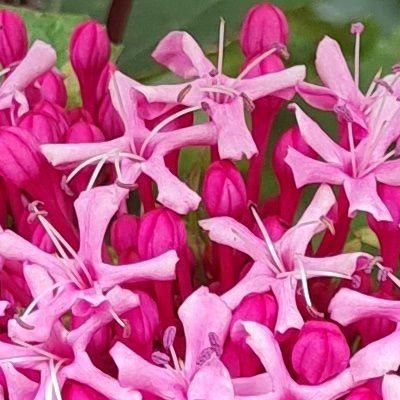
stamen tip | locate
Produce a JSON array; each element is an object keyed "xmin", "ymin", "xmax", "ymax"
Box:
[{"xmin": 350, "ymin": 22, "xmax": 364, "ymax": 35}]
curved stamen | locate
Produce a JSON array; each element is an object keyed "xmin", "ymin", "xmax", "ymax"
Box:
[
  {"xmin": 49, "ymin": 358, "xmax": 63, "ymax": 400},
  {"xmin": 277, "ymin": 270, "xmax": 352, "ymax": 280},
  {"xmin": 374, "ymin": 78, "xmax": 394, "ymax": 94},
  {"xmin": 365, "ymin": 67, "xmax": 382, "ymax": 97},
  {"xmin": 350, "ymin": 22, "xmax": 364, "ymax": 88},
  {"xmin": 109, "ymin": 307, "xmax": 127, "ymax": 330},
  {"xmin": 177, "ymin": 84, "xmax": 192, "ymax": 102},
  {"xmin": 0, "ymin": 355, "xmax": 49, "ymax": 364},
  {"xmin": 359, "ymin": 149, "xmax": 395, "ymax": 177},
  {"xmin": 249, "ymin": 204, "xmax": 285, "ymax": 273},
  {"xmin": 347, "ymin": 122, "xmax": 357, "ymax": 177},
  {"xmin": 86, "ymin": 154, "xmax": 108, "ymax": 191},
  {"xmin": 66, "ymin": 153, "xmax": 111, "ymax": 184},
  {"xmin": 119, "ymin": 152, "xmax": 145, "ymax": 162},
  {"xmin": 12, "ymin": 338, "xmax": 62, "ymax": 361},
  {"xmin": 139, "ymin": 105, "xmax": 201, "ymax": 156}
]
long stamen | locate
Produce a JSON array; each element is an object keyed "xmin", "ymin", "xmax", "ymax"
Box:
[
  {"xmin": 12, "ymin": 338, "xmax": 62, "ymax": 361},
  {"xmin": 277, "ymin": 270, "xmax": 352, "ymax": 280},
  {"xmin": 217, "ymin": 17, "xmax": 225, "ymax": 76},
  {"xmin": 365, "ymin": 68, "xmax": 382, "ymax": 97},
  {"xmin": 49, "ymin": 359, "xmax": 63, "ymax": 400},
  {"xmin": 347, "ymin": 122, "xmax": 357, "ymax": 177},
  {"xmin": 351, "ymin": 22, "xmax": 364, "ymax": 89},
  {"xmin": 66, "ymin": 153, "xmax": 111, "ymax": 183},
  {"xmin": 0, "ymin": 356, "xmax": 49, "ymax": 364},
  {"xmin": 249, "ymin": 204, "xmax": 285, "ymax": 273},
  {"xmin": 359, "ymin": 149, "xmax": 395, "ymax": 177},
  {"xmin": 86, "ymin": 155, "xmax": 108, "ymax": 190},
  {"xmin": 139, "ymin": 105, "xmax": 201, "ymax": 156},
  {"xmin": 109, "ymin": 308, "xmax": 126, "ymax": 330}
]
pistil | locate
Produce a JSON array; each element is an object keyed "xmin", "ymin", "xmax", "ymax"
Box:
[{"xmin": 351, "ymin": 22, "xmax": 364, "ymax": 89}]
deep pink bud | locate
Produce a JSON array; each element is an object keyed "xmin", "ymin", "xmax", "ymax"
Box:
[
  {"xmin": 62, "ymin": 380, "xmax": 107, "ymax": 400},
  {"xmin": 253, "ymin": 215, "xmax": 286, "ymax": 242},
  {"xmin": 202, "ymin": 160, "xmax": 246, "ymax": 219},
  {"xmin": 67, "ymin": 107, "xmax": 94, "ymax": 124},
  {"xmin": 66, "ymin": 121, "xmax": 105, "ymax": 143},
  {"xmin": 115, "ymin": 291, "xmax": 159, "ymax": 359},
  {"xmin": 97, "ymin": 94, "xmax": 124, "ymax": 140},
  {"xmin": 0, "ymin": 10, "xmax": 28, "ymax": 68},
  {"xmin": 34, "ymin": 100, "xmax": 70, "ymax": 137},
  {"xmin": 70, "ymin": 21, "xmax": 110, "ymax": 75},
  {"xmin": 345, "ymin": 387, "xmax": 381, "ymax": 400},
  {"xmin": 36, "ymin": 70, "xmax": 67, "ymax": 108},
  {"xmin": 292, "ymin": 321, "xmax": 350, "ymax": 384},
  {"xmin": 18, "ymin": 111, "xmax": 62, "ymax": 144},
  {"xmin": 137, "ymin": 208, "xmax": 186, "ymax": 260},
  {"xmin": 96, "ymin": 63, "xmax": 116, "ymax": 103},
  {"xmin": 110, "ymin": 214, "xmax": 139, "ymax": 256},
  {"xmin": 240, "ymin": 3, "xmax": 288, "ymax": 59}
]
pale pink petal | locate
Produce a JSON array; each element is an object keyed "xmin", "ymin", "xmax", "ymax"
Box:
[
  {"xmin": 0, "ymin": 40, "xmax": 56, "ymax": 110},
  {"xmin": 272, "ymin": 278, "xmax": 303, "ymax": 333},
  {"xmin": 329, "ymin": 288, "xmax": 400, "ymax": 326},
  {"xmin": 291, "ymin": 104, "xmax": 349, "ymax": 164},
  {"xmin": 205, "ymin": 97, "xmax": 257, "ymax": 160},
  {"xmin": 151, "ymin": 122, "xmax": 218, "ymax": 156},
  {"xmin": 296, "ymin": 81, "xmax": 338, "ymax": 110},
  {"xmin": 375, "ymin": 159, "xmax": 400, "ymax": 186},
  {"xmin": 315, "ymin": 36, "xmax": 358, "ymax": 99},
  {"xmin": 188, "ymin": 358, "xmax": 235, "ymax": 400},
  {"xmin": 285, "ymin": 147, "xmax": 345, "ymax": 187},
  {"xmin": 277, "ymin": 184, "xmax": 336, "ymax": 266},
  {"xmin": 350, "ymin": 328, "xmax": 400, "ymax": 381},
  {"xmin": 382, "ymin": 374, "xmax": 400, "ymax": 400},
  {"xmin": 24, "ymin": 264, "xmax": 55, "ymax": 306},
  {"xmin": 233, "ymin": 373, "xmax": 273, "ymax": 397},
  {"xmin": 237, "ymin": 321, "xmax": 291, "ymax": 387},
  {"xmin": 179, "ymin": 286, "xmax": 231, "ymax": 379},
  {"xmin": 62, "ymin": 351, "xmax": 141, "ymax": 400},
  {"xmin": 110, "ymin": 341, "xmax": 185, "ymax": 399},
  {"xmin": 199, "ymin": 217, "xmax": 268, "ymax": 264},
  {"xmin": 95, "ymin": 250, "xmax": 178, "ymax": 290},
  {"xmin": 152, "ymin": 31, "xmax": 214, "ymax": 78},
  {"xmin": 0, "ymin": 301, "xmax": 8, "ymax": 317},
  {"xmin": 343, "ymin": 175, "xmax": 392, "ymax": 221},
  {"xmin": 76, "ymin": 185, "xmax": 127, "ymax": 263},
  {"xmin": 233, "ymin": 65, "xmax": 306, "ymax": 100},
  {"xmin": 222, "ymin": 261, "xmax": 274, "ymax": 310},
  {"xmin": 40, "ymin": 137, "xmax": 128, "ymax": 168},
  {"xmin": 141, "ymin": 156, "xmax": 201, "ymax": 214},
  {"xmin": 1, "ymin": 363, "xmax": 39, "ymax": 400}
]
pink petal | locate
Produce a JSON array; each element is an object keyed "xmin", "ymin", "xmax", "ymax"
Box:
[
  {"xmin": 233, "ymin": 373, "xmax": 273, "ymax": 397},
  {"xmin": 382, "ymin": 374, "xmax": 400, "ymax": 400},
  {"xmin": 272, "ymin": 278, "xmax": 303, "ymax": 333},
  {"xmin": 152, "ymin": 31, "xmax": 214, "ymax": 79},
  {"xmin": 285, "ymin": 147, "xmax": 345, "ymax": 187},
  {"xmin": 1, "ymin": 363, "xmax": 39, "ymax": 400},
  {"xmin": 277, "ymin": 184, "xmax": 336, "ymax": 266},
  {"xmin": 204, "ymin": 97, "xmax": 257, "ymax": 160},
  {"xmin": 315, "ymin": 36, "xmax": 358, "ymax": 99},
  {"xmin": 179, "ymin": 287, "xmax": 231, "ymax": 379},
  {"xmin": 350, "ymin": 328, "xmax": 400, "ymax": 381},
  {"xmin": 0, "ymin": 40, "xmax": 56, "ymax": 110},
  {"xmin": 222, "ymin": 261, "xmax": 274, "ymax": 310},
  {"xmin": 291, "ymin": 104, "xmax": 349, "ymax": 164},
  {"xmin": 141, "ymin": 156, "xmax": 201, "ymax": 214},
  {"xmin": 41, "ymin": 137, "xmax": 128, "ymax": 168},
  {"xmin": 23, "ymin": 264, "xmax": 55, "ymax": 306},
  {"xmin": 329, "ymin": 288, "xmax": 400, "ymax": 326},
  {"xmin": 296, "ymin": 81, "xmax": 338, "ymax": 110},
  {"xmin": 233, "ymin": 65, "xmax": 306, "ymax": 100},
  {"xmin": 110, "ymin": 341, "xmax": 185, "ymax": 399},
  {"xmin": 375, "ymin": 159, "xmax": 400, "ymax": 186},
  {"xmin": 188, "ymin": 358, "xmax": 234, "ymax": 400},
  {"xmin": 151, "ymin": 122, "xmax": 218, "ymax": 156},
  {"xmin": 343, "ymin": 175, "xmax": 392, "ymax": 221},
  {"xmin": 95, "ymin": 250, "xmax": 178, "ymax": 290},
  {"xmin": 76, "ymin": 185, "xmax": 127, "ymax": 263},
  {"xmin": 199, "ymin": 217, "xmax": 268, "ymax": 263}
]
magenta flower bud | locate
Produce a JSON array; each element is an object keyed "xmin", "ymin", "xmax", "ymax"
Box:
[
  {"xmin": 96, "ymin": 63, "xmax": 116, "ymax": 103},
  {"xmin": 115, "ymin": 291, "xmax": 159, "ymax": 359},
  {"xmin": 345, "ymin": 387, "xmax": 381, "ymax": 400},
  {"xmin": 137, "ymin": 208, "xmax": 186, "ymax": 260},
  {"xmin": 202, "ymin": 160, "xmax": 246, "ymax": 219},
  {"xmin": 66, "ymin": 122, "xmax": 105, "ymax": 144},
  {"xmin": 97, "ymin": 94, "xmax": 124, "ymax": 140},
  {"xmin": 62, "ymin": 380, "xmax": 108, "ymax": 400},
  {"xmin": 291, "ymin": 321, "xmax": 350, "ymax": 384},
  {"xmin": 36, "ymin": 70, "xmax": 67, "ymax": 108},
  {"xmin": 0, "ymin": 10, "xmax": 28, "ymax": 68},
  {"xmin": 67, "ymin": 107, "xmax": 94, "ymax": 124},
  {"xmin": 34, "ymin": 100, "xmax": 70, "ymax": 137},
  {"xmin": 253, "ymin": 215, "xmax": 286, "ymax": 242},
  {"xmin": 240, "ymin": 3, "xmax": 288, "ymax": 59},
  {"xmin": 18, "ymin": 111, "xmax": 62, "ymax": 144},
  {"xmin": 70, "ymin": 21, "xmax": 110, "ymax": 75},
  {"xmin": 110, "ymin": 214, "xmax": 139, "ymax": 256}
]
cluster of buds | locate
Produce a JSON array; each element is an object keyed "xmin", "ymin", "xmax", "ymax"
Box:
[{"xmin": 0, "ymin": 3, "xmax": 398, "ymax": 399}]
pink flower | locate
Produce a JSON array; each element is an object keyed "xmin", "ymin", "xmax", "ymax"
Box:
[{"xmin": 200, "ymin": 184, "xmax": 370, "ymax": 332}]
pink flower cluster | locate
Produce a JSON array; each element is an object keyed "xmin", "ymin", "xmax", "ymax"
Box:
[{"xmin": 0, "ymin": 3, "xmax": 399, "ymax": 399}]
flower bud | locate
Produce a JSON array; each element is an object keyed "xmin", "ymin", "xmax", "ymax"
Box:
[
  {"xmin": 67, "ymin": 107, "xmax": 94, "ymax": 124},
  {"xmin": 202, "ymin": 160, "xmax": 246, "ymax": 219},
  {"xmin": 240, "ymin": 3, "xmax": 288, "ymax": 59},
  {"xmin": 111, "ymin": 214, "xmax": 139, "ymax": 256},
  {"xmin": 37, "ymin": 70, "xmax": 67, "ymax": 108},
  {"xmin": 291, "ymin": 321, "xmax": 350, "ymax": 384},
  {"xmin": 70, "ymin": 21, "xmax": 110, "ymax": 76},
  {"xmin": 0, "ymin": 10, "xmax": 27, "ymax": 68},
  {"xmin": 66, "ymin": 122, "xmax": 105, "ymax": 144},
  {"xmin": 96, "ymin": 63, "xmax": 116, "ymax": 103},
  {"xmin": 34, "ymin": 100, "xmax": 70, "ymax": 137},
  {"xmin": 137, "ymin": 208, "xmax": 186, "ymax": 260},
  {"xmin": 252, "ymin": 215, "xmax": 286, "ymax": 242},
  {"xmin": 345, "ymin": 387, "xmax": 381, "ymax": 400},
  {"xmin": 115, "ymin": 291, "xmax": 159, "ymax": 359},
  {"xmin": 18, "ymin": 111, "xmax": 62, "ymax": 144},
  {"xmin": 97, "ymin": 94, "xmax": 124, "ymax": 140}
]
